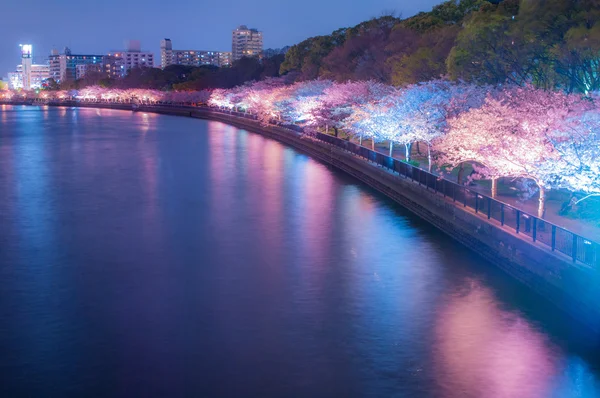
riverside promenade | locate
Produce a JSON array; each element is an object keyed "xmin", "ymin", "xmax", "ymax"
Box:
[
  {"xmin": 371, "ymin": 140, "xmax": 600, "ymax": 241},
  {"xmin": 4, "ymin": 100, "xmax": 600, "ymax": 334}
]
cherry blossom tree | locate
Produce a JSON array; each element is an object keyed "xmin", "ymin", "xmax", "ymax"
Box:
[
  {"xmin": 541, "ymin": 104, "xmax": 600, "ymax": 203},
  {"xmin": 344, "ymin": 103, "xmax": 386, "ymax": 150},
  {"xmin": 436, "ymin": 85, "xmax": 591, "ymax": 216},
  {"xmin": 310, "ymin": 80, "xmax": 392, "ymax": 138},
  {"xmin": 279, "ymin": 80, "xmax": 333, "ymax": 124},
  {"xmin": 384, "ymin": 81, "xmax": 486, "ymax": 171},
  {"xmin": 244, "ymin": 84, "xmax": 291, "ymax": 124},
  {"xmin": 78, "ymin": 86, "xmax": 102, "ymax": 101},
  {"xmin": 208, "ymin": 88, "xmax": 235, "ymax": 109},
  {"xmin": 344, "ymin": 97, "xmax": 403, "ymax": 154}
]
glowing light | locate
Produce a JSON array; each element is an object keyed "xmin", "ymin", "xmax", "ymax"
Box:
[{"xmin": 20, "ymin": 44, "xmax": 32, "ymax": 58}]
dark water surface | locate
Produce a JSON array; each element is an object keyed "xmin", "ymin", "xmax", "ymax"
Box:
[{"xmin": 0, "ymin": 105, "xmax": 599, "ymax": 397}]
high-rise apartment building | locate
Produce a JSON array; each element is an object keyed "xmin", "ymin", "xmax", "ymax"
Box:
[
  {"xmin": 160, "ymin": 39, "xmax": 174, "ymax": 69},
  {"xmin": 48, "ymin": 48, "xmax": 104, "ymax": 82},
  {"xmin": 160, "ymin": 39, "xmax": 231, "ymax": 69},
  {"xmin": 231, "ymin": 25, "xmax": 263, "ymax": 62}
]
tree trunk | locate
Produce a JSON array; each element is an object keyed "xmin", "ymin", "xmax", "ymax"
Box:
[
  {"xmin": 417, "ymin": 142, "xmax": 422, "ymax": 155},
  {"xmin": 359, "ymin": 134, "xmax": 362, "ymax": 146},
  {"xmin": 334, "ymin": 127, "xmax": 339, "ymax": 138},
  {"xmin": 457, "ymin": 163, "xmax": 465, "ymax": 185},
  {"xmin": 538, "ymin": 186, "xmax": 546, "ymax": 218},
  {"xmin": 404, "ymin": 143, "xmax": 412, "ymax": 161},
  {"xmin": 389, "ymin": 141, "xmax": 394, "ymax": 157},
  {"xmin": 491, "ymin": 177, "xmax": 498, "ymax": 198},
  {"xmin": 427, "ymin": 145, "xmax": 432, "ymax": 172},
  {"xmin": 371, "ymin": 139, "xmax": 375, "ymax": 151},
  {"xmin": 326, "ymin": 124, "xmax": 329, "ymax": 135}
]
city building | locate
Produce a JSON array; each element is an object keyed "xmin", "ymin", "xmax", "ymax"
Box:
[
  {"xmin": 102, "ymin": 55, "xmax": 124, "ymax": 79},
  {"xmin": 7, "ymin": 72, "xmax": 22, "ymax": 90},
  {"xmin": 7, "ymin": 45, "xmax": 50, "ymax": 90},
  {"xmin": 48, "ymin": 48, "xmax": 104, "ymax": 82},
  {"xmin": 218, "ymin": 52, "xmax": 232, "ymax": 67},
  {"xmin": 160, "ymin": 38, "xmax": 231, "ymax": 69},
  {"xmin": 232, "ymin": 25, "xmax": 263, "ymax": 62},
  {"xmin": 107, "ymin": 40, "xmax": 154, "ymax": 77},
  {"xmin": 23, "ymin": 64, "xmax": 49, "ymax": 89},
  {"xmin": 20, "ymin": 44, "xmax": 32, "ymax": 90},
  {"xmin": 160, "ymin": 39, "xmax": 174, "ymax": 69},
  {"xmin": 76, "ymin": 63, "xmax": 105, "ymax": 80}
]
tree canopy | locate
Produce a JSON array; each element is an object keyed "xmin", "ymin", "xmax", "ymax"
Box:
[{"xmin": 278, "ymin": 0, "xmax": 600, "ymax": 93}]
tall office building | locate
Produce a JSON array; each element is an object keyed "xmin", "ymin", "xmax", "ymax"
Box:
[
  {"xmin": 48, "ymin": 47, "xmax": 104, "ymax": 82},
  {"xmin": 231, "ymin": 25, "xmax": 263, "ymax": 62},
  {"xmin": 160, "ymin": 38, "xmax": 231, "ymax": 69}
]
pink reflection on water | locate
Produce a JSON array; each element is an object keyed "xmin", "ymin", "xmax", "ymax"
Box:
[
  {"xmin": 300, "ymin": 159, "xmax": 334, "ymax": 282},
  {"xmin": 208, "ymin": 123, "xmax": 227, "ymax": 203},
  {"xmin": 258, "ymin": 137, "xmax": 284, "ymax": 261},
  {"xmin": 434, "ymin": 280, "xmax": 559, "ymax": 398},
  {"xmin": 136, "ymin": 112, "xmax": 157, "ymax": 135}
]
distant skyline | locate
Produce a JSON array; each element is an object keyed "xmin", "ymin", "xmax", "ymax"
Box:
[{"xmin": 1, "ymin": 0, "xmax": 443, "ymax": 76}]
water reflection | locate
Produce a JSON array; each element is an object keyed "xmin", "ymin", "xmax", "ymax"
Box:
[
  {"xmin": 0, "ymin": 107, "xmax": 598, "ymax": 397},
  {"xmin": 433, "ymin": 279, "xmax": 600, "ymax": 397}
]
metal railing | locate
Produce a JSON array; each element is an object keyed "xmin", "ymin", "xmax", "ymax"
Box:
[{"xmin": 4, "ymin": 100, "xmax": 599, "ymax": 268}]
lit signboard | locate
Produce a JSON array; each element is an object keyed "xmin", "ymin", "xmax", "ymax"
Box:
[{"xmin": 20, "ymin": 44, "xmax": 32, "ymax": 58}]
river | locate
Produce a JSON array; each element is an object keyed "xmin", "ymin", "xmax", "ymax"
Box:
[{"xmin": 0, "ymin": 105, "xmax": 599, "ymax": 397}]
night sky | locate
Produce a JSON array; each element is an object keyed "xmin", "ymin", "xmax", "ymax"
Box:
[{"xmin": 2, "ymin": 0, "xmax": 442, "ymax": 76}]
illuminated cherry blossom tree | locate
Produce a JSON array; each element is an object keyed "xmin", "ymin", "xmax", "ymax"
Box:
[
  {"xmin": 280, "ymin": 80, "xmax": 333, "ymax": 124},
  {"xmin": 310, "ymin": 80, "xmax": 392, "ymax": 138},
  {"xmin": 208, "ymin": 88, "xmax": 235, "ymax": 109},
  {"xmin": 436, "ymin": 85, "xmax": 592, "ymax": 216},
  {"xmin": 384, "ymin": 81, "xmax": 487, "ymax": 171},
  {"xmin": 541, "ymin": 105, "xmax": 600, "ymax": 203},
  {"xmin": 344, "ymin": 96, "xmax": 405, "ymax": 155},
  {"xmin": 244, "ymin": 84, "xmax": 291, "ymax": 124}
]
